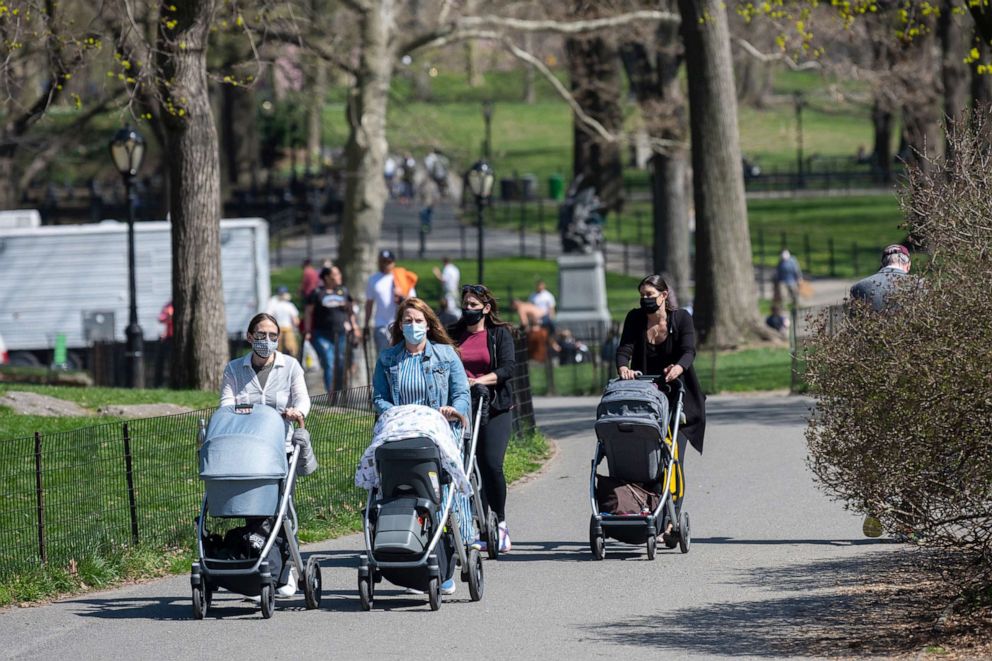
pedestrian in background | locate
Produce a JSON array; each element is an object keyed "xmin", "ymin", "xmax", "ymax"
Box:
[
  {"xmin": 299, "ymin": 258, "xmax": 319, "ymax": 300},
  {"xmin": 364, "ymin": 249, "xmax": 418, "ymax": 353},
  {"xmin": 773, "ymin": 249, "xmax": 802, "ymax": 306},
  {"xmin": 433, "ymin": 256, "xmax": 461, "ymax": 321},
  {"xmin": 306, "ymin": 265, "xmax": 360, "ymax": 396},
  {"xmin": 265, "ymin": 286, "xmax": 301, "ymax": 358},
  {"xmin": 849, "ymin": 244, "xmax": 915, "ymax": 312}
]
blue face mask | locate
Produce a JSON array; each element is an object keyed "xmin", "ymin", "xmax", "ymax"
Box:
[{"xmin": 402, "ymin": 322, "xmax": 427, "ymax": 345}]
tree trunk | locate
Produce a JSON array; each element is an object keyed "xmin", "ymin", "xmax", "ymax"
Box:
[
  {"xmin": 678, "ymin": 0, "xmax": 765, "ymax": 347},
  {"xmin": 522, "ymin": 31, "xmax": 536, "ymax": 104},
  {"xmin": 307, "ymin": 56, "xmax": 327, "ymax": 169},
  {"xmin": 566, "ymin": 21, "xmax": 624, "ymax": 212},
  {"xmin": 158, "ymin": 0, "xmax": 229, "ymax": 390},
  {"xmin": 872, "ymin": 100, "xmax": 893, "ymax": 184},
  {"xmin": 0, "ymin": 147, "xmax": 18, "ymax": 209},
  {"xmin": 938, "ymin": 0, "xmax": 969, "ymax": 146},
  {"xmin": 221, "ymin": 83, "xmax": 259, "ymax": 189},
  {"xmin": 620, "ymin": 1, "xmax": 690, "ymax": 304},
  {"xmin": 899, "ymin": 25, "xmax": 942, "ymax": 169},
  {"xmin": 338, "ymin": 1, "xmax": 394, "ymax": 308},
  {"xmin": 971, "ymin": 32, "xmax": 992, "ymax": 120}
]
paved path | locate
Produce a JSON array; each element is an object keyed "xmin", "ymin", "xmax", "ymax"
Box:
[{"xmin": 0, "ymin": 394, "xmax": 896, "ymax": 660}]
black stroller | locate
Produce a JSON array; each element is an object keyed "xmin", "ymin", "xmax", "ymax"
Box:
[
  {"xmin": 357, "ymin": 402, "xmax": 486, "ymax": 611},
  {"xmin": 191, "ymin": 404, "xmax": 321, "ymax": 619},
  {"xmin": 588, "ymin": 376, "xmax": 690, "ymax": 560}
]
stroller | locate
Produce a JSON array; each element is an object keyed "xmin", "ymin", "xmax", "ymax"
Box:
[
  {"xmin": 588, "ymin": 376, "xmax": 690, "ymax": 560},
  {"xmin": 467, "ymin": 385, "xmax": 501, "ymax": 559},
  {"xmin": 191, "ymin": 404, "xmax": 321, "ymax": 619},
  {"xmin": 356, "ymin": 401, "xmax": 486, "ymax": 611}
]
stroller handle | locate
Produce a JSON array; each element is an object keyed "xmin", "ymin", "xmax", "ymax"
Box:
[{"xmin": 626, "ymin": 373, "xmax": 685, "ymax": 394}]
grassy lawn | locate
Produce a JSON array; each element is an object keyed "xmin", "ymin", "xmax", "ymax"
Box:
[{"xmin": 487, "ymin": 194, "xmax": 905, "ymax": 280}]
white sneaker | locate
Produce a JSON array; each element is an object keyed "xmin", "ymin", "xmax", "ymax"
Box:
[{"xmin": 276, "ymin": 569, "xmax": 297, "ymax": 598}]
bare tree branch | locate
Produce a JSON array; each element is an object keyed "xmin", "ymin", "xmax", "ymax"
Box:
[
  {"xmin": 460, "ymin": 10, "xmax": 678, "ymax": 34},
  {"xmin": 733, "ymin": 37, "xmax": 821, "ymax": 71}
]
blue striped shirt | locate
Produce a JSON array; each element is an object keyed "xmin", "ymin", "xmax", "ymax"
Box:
[{"xmin": 395, "ymin": 349, "xmax": 429, "ymax": 405}]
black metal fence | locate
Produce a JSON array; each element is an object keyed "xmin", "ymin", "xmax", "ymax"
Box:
[{"xmin": 0, "ymin": 361, "xmax": 537, "ymax": 579}]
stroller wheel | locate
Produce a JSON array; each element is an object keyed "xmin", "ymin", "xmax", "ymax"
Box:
[
  {"xmin": 304, "ymin": 557, "xmax": 322, "ymax": 610},
  {"xmin": 427, "ymin": 578, "xmax": 441, "ymax": 611},
  {"xmin": 259, "ymin": 584, "xmax": 275, "ymax": 619},
  {"xmin": 646, "ymin": 534, "xmax": 657, "ymax": 561},
  {"xmin": 191, "ymin": 585, "xmax": 207, "ymax": 620},
  {"xmin": 678, "ymin": 510, "xmax": 691, "ymax": 554},
  {"xmin": 467, "ymin": 549, "xmax": 484, "ymax": 602},
  {"xmin": 486, "ymin": 510, "xmax": 500, "ymax": 560},
  {"xmin": 358, "ymin": 576, "xmax": 373, "ymax": 611},
  {"xmin": 589, "ymin": 515, "xmax": 605, "ymax": 561}
]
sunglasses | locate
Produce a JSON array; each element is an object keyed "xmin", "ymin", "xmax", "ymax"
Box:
[
  {"xmin": 461, "ymin": 284, "xmax": 487, "ymax": 295},
  {"xmin": 251, "ymin": 331, "xmax": 279, "ymax": 341}
]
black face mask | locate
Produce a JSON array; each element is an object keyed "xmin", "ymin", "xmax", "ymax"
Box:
[
  {"xmin": 640, "ymin": 296, "xmax": 660, "ymax": 313},
  {"xmin": 462, "ymin": 308, "xmax": 485, "ymax": 325}
]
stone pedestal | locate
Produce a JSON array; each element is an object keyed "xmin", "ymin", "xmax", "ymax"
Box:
[{"xmin": 555, "ymin": 251, "xmax": 611, "ymax": 337}]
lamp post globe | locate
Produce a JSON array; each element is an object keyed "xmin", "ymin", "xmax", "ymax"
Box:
[
  {"xmin": 467, "ymin": 160, "xmax": 494, "ymax": 283},
  {"xmin": 109, "ymin": 126, "xmax": 146, "ymax": 388}
]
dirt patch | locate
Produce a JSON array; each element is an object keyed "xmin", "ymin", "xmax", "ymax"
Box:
[
  {"xmin": 0, "ymin": 391, "xmax": 92, "ymax": 417},
  {"xmin": 96, "ymin": 404, "xmax": 193, "ymax": 418}
]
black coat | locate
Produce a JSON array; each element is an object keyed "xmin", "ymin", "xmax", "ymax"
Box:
[
  {"xmin": 615, "ymin": 307, "xmax": 706, "ymax": 453},
  {"xmin": 449, "ymin": 323, "xmax": 517, "ymax": 414}
]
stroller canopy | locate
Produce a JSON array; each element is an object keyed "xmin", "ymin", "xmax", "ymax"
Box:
[
  {"xmin": 597, "ymin": 379, "xmax": 669, "ymax": 429},
  {"xmin": 356, "ymin": 404, "xmax": 471, "ymax": 495},
  {"xmin": 200, "ymin": 405, "xmax": 289, "ymax": 480}
]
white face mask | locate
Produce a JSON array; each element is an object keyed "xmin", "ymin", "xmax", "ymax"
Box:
[{"xmin": 252, "ymin": 338, "xmax": 278, "ymax": 358}]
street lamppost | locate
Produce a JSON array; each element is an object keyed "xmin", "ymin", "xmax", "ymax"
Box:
[
  {"xmin": 467, "ymin": 160, "xmax": 495, "ymax": 283},
  {"xmin": 109, "ymin": 126, "xmax": 146, "ymax": 388},
  {"xmin": 481, "ymin": 100, "xmax": 494, "ymax": 160},
  {"xmin": 793, "ymin": 91, "xmax": 805, "ymax": 189}
]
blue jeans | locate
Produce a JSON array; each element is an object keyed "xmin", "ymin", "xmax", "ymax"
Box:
[{"xmin": 313, "ymin": 332, "xmax": 347, "ymax": 393}]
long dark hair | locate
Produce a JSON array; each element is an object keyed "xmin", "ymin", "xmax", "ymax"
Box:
[
  {"xmin": 638, "ymin": 275, "xmax": 676, "ymax": 312},
  {"xmin": 390, "ymin": 297, "xmax": 457, "ymax": 347},
  {"xmin": 453, "ymin": 284, "xmax": 512, "ymax": 334}
]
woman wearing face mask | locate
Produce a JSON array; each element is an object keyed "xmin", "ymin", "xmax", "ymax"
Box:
[
  {"xmin": 219, "ymin": 312, "xmax": 311, "ymax": 598},
  {"xmin": 448, "ymin": 284, "xmax": 517, "ymax": 553},
  {"xmin": 371, "ymin": 297, "xmax": 472, "ymax": 594},
  {"xmin": 616, "ymin": 275, "xmax": 706, "ymax": 544}
]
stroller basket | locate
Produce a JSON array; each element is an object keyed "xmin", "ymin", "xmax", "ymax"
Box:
[{"xmin": 199, "ymin": 405, "xmax": 288, "ymax": 517}]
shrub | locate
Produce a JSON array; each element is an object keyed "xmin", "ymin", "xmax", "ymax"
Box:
[{"xmin": 804, "ymin": 116, "xmax": 992, "ymax": 588}]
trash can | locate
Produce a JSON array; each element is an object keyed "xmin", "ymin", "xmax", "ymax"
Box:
[
  {"xmin": 548, "ymin": 174, "xmax": 564, "ymax": 201},
  {"xmin": 500, "ymin": 178, "xmax": 518, "ymax": 201},
  {"xmin": 520, "ymin": 174, "xmax": 537, "ymax": 200}
]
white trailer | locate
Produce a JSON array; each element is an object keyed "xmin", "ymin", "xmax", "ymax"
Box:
[{"xmin": 0, "ymin": 218, "xmax": 269, "ymax": 366}]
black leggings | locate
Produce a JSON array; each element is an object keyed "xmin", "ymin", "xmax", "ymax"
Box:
[{"xmin": 475, "ymin": 409, "xmax": 513, "ymax": 523}]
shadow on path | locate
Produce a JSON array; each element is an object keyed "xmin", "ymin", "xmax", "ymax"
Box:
[{"xmin": 586, "ymin": 550, "xmax": 937, "ymax": 658}]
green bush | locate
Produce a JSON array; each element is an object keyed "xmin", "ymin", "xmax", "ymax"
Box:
[{"xmin": 804, "ymin": 118, "xmax": 992, "ymax": 590}]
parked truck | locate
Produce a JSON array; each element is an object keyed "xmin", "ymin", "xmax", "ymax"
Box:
[{"xmin": 0, "ymin": 218, "xmax": 270, "ymax": 369}]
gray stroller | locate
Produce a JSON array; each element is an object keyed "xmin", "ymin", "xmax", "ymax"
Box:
[
  {"xmin": 191, "ymin": 404, "xmax": 321, "ymax": 619},
  {"xmin": 356, "ymin": 401, "xmax": 486, "ymax": 611},
  {"xmin": 589, "ymin": 376, "xmax": 690, "ymax": 560}
]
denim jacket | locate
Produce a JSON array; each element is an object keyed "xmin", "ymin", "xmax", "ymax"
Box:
[{"xmin": 372, "ymin": 340, "xmax": 471, "ymax": 424}]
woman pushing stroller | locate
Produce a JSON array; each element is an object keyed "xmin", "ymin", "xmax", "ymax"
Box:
[
  {"xmin": 371, "ymin": 297, "xmax": 475, "ymax": 595},
  {"xmin": 218, "ymin": 312, "xmax": 312, "ymax": 598},
  {"xmin": 615, "ymin": 275, "xmax": 706, "ymax": 544}
]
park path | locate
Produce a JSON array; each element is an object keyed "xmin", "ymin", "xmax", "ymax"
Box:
[{"xmin": 0, "ymin": 394, "xmax": 898, "ymax": 660}]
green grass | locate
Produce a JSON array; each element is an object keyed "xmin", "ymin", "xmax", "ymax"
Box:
[
  {"xmin": 696, "ymin": 347, "xmax": 795, "ymax": 393},
  {"xmin": 488, "ymin": 194, "xmax": 905, "ymax": 280}
]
